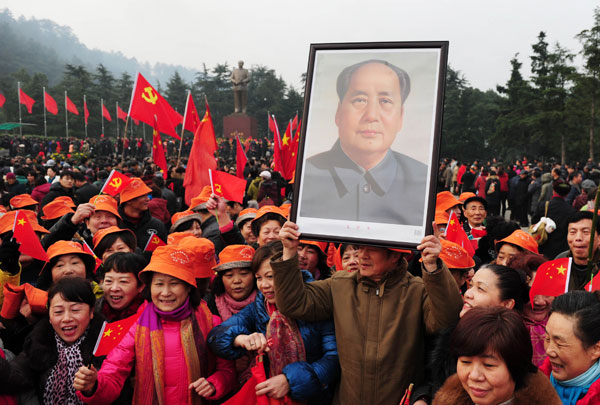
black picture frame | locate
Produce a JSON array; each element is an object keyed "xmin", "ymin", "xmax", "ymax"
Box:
[{"xmin": 290, "ymin": 41, "xmax": 448, "ymax": 249}]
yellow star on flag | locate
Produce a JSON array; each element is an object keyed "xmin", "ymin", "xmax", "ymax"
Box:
[
  {"xmin": 282, "ymin": 134, "xmax": 290, "ymax": 146},
  {"xmin": 104, "ymin": 328, "xmax": 113, "ymax": 337},
  {"xmin": 17, "ymin": 218, "xmax": 26, "ymax": 226},
  {"xmin": 449, "ymin": 219, "xmax": 455, "ymax": 225},
  {"xmin": 556, "ymin": 265, "xmax": 566, "ymax": 275}
]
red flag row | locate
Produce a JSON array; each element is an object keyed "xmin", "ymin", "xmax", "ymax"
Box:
[{"xmin": 269, "ymin": 113, "xmax": 301, "ymax": 180}]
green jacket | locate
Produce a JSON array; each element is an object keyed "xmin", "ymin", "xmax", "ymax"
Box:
[{"xmin": 271, "ymin": 254, "xmax": 463, "ymax": 405}]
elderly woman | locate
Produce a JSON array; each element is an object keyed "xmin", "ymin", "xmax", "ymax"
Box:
[
  {"xmin": 433, "ymin": 307, "xmax": 560, "ymax": 404},
  {"xmin": 540, "ymin": 291, "xmax": 600, "ymax": 405},
  {"xmin": 73, "ymin": 244, "xmax": 235, "ymax": 404},
  {"xmin": 207, "ymin": 240, "xmax": 340, "ymax": 404},
  {"xmin": 0, "ymin": 278, "xmax": 104, "ymax": 403},
  {"xmin": 494, "ymin": 229, "xmax": 540, "ymax": 267}
]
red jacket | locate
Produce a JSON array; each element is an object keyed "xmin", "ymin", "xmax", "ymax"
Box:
[
  {"xmin": 148, "ymin": 197, "xmax": 170, "ymax": 226},
  {"xmin": 540, "ymin": 357, "xmax": 600, "ymax": 405}
]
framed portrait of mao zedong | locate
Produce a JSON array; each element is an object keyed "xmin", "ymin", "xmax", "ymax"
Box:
[{"xmin": 291, "ymin": 41, "xmax": 448, "ymax": 249}]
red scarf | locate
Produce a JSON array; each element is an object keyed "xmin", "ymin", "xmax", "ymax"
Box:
[{"xmin": 265, "ymin": 300, "xmax": 306, "ymax": 377}]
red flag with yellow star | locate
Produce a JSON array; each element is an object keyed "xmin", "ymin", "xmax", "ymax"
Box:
[
  {"xmin": 584, "ymin": 271, "xmax": 600, "ymax": 292},
  {"xmin": 93, "ymin": 313, "xmax": 141, "ymax": 356},
  {"xmin": 529, "ymin": 258, "xmax": 572, "ymax": 304},
  {"xmin": 144, "ymin": 232, "xmax": 166, "ymax": 252},
  {"xmin": 12, "ymin": 210, "xmax": 48, "ymax": 262},
  {"xmin": 152, "ymin": 116, "xmax": 168, "ymax": 179},
  {"xmin": 183, "ymin": 92, "xmax": 200, "ymax": 133},
  {"xmin": 445, "ymin": 211, "xmax": 475, "ymax": 256}
]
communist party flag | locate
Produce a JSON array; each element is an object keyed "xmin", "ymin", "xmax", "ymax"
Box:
[
  {"xmin": 12, "ymin": 211, "xmax": 48, "ymax": 262},
  {"xmin": 152, "ymin": 116, "xmax": 168, "ymax": 179},
  {"xmin": 183, "ymin": 92, "xmax": 200, "ymax": 133},
  {"xmin": 209, "ymin": 169, "xmax": 246, "ymax": 204},
  {"xmin": 529, "ymin": 258, "xmax": 572, "ymax": 303},
  {"xmin": 84, "ymin": 98, "xmax": 90, "ymax": 124},
  {"xmin": 0, "ymin": 93, "xmax": 5, "ymax": 108},
  {"xmin": 584, "ymin": 271, "xmax": 600, "ymax": 292},
  {"xmin": 144, "ymin": 232, "xmax": 166, "ymax": 252},
  {"xmin": 445, "ymin": 211, "xmax": 475, "ymax": 256},
  {"xmin": 102, "ymin": 103, "xmax": 112, "ymax": 121},
  {"xmin": 128, "ymin": 72, "xmax": 182, "ymax": 139},
  {"xmin": 117, "ymin": 105, "xmax": 128, "ymax": 122},
  {"xmin": 19, "ymin": 88, "xmax": 35, "ymax": 114},
  {"xmin": 66, "ymin": 95, "xmax": 79, "ymax": 115},
  {"xmin": 183, "ymin": 102, "xmax": 217, "ymax": 205},
  {"xmin": 44, "ymin": 91, "xmax": 58, "ymax": 115},
  {"xmin": 93, "ymin": 313, "xmax": 141, "ymax": 356},
  {"xmin": 100, "ymin": 170, "xmax": 132, "ymax": 196},
  {"xmin": 236, "ymin": 135, "xmax": 247, "ymax": 179}
]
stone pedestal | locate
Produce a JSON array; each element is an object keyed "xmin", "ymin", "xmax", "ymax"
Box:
[{"xmin": 223, "ymin": 114, "xmax": 257, "ymax": 139}]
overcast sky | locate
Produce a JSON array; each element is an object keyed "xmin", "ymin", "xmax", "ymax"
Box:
[{"xmin": 3, "ymin": 0, "xmax": 597, "ymax": 91}]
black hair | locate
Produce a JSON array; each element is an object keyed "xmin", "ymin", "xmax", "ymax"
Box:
[
  {"xmin": 336, "ymin": 59, "xmax": 411, "ymax": 105},
  {"xmin": 48, "ymin": 277, "xmax": 95, "ymax": 309},
  {"xmin": 72, "ymin": 171, "xmax": 86, "ymax": 182},
  {"xmin": 60, "ymin": 170, "xmax": 74, "ymax": 179},
  {"xmin": 479, "ymin": 264, "xmax": 529, "ymax": 311},
  {"xmin": 174, "ymin": 219, "xmax": 201, "ymax": 233},
  {"xmin": 551, "ymin": 291, "xmax": 600, "ymax": 349},
  {"xmin": 339, "ymin": 243, "xmax": 358, "ymax": 257},
  {"xmin": 94, "ymin": 230, "xmax": 137, "ymax": 260},
  {"xmin": 97, "ymin": 252, "xmax": 146, "ymax": 285},
  {"xmin": 251, "ymin": 240, "xmax": 284, "ymax": 273},
  {"xmin": 567, "ymin": 210, "xmax": 600, "ymax": 231},
  {"xmin": 210, "ymin": 267, "xmax": 257, "ymax": 297},
  {"xmin": 251, "ymin": 213, "xmax": 286, "ymax": 238}
]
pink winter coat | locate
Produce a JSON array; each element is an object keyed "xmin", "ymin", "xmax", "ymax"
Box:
[{"xmin": 78, "ymin": 303, "xmax": 235, "ymax": 404}]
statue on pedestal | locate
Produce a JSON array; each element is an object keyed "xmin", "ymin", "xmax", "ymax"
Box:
[{"xmin": 231, "ymin": 60, "xmax": 251, "ymax": 114}]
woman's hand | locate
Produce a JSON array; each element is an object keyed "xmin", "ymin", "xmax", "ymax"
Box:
[
  {"xmin": 279, "ymin": 221, "xmax": 300, "ymax": 260},
  {"xmin": 189, "ymin": 377, "xmax": 215, "ymax": 398},
  {"xmin": 73, "ymin": 365, "xmax": 98, "ymax": 396},
  {"xmin": 255, "ymin": 374, "xmax": 290, "ymax": 398},
  {"xmin": 19, "ymin": 297, "xmax": 35, "ymax": 324},
  {"xmin": 233, "ymin": 333, "xmax": 270, "ymax": 353}
]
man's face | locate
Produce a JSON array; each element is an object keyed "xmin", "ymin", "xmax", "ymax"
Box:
[
  {"xmin": 357, "ymin": 246, "xmax": 400, "ymax": 282},
  {"xmin": 59, "ymin": 175, "xmax": 74, "ymax": 189},
  {"xmin": 335, "ymin": 63, "xmax": 404, "ymax": 168},
  {"xmin": 464, "ymin": 201, "xmax": 487, "ymax": 227},
  {"xmin": 567, "ymin": 219, "xmax": 599, "ymax": 265},
  {"xmin": 574, "ymin": 173, "xmax": 583, "ymax": 184}
]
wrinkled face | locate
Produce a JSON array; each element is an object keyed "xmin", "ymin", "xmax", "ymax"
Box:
[
  {"xmin": 567, "ymin": 219, "xmax": 599, "ymax": 265},
  {"xmin": 357, "ymin": 246, "xmax": 400, "ymax": 282},
  {"xmin": 464, "ymin": 201, "xmax": 487, "ymax": 227},
  {"xmin": 457, "ymin": 351, "xmax": 515, "ymax": 405},
  {"xmin": 86, "ymin": 210, "xmax": 118, "ymax": 235},
  {"xmin": 257, "ymin": 220, "xmax": 281, "ymax": 246},
  {"xmin": 298, "ymin": 245, "xmax": 320, "ymax": 273},
  {"xmin": 221, "ymin": 268, "xmax": 254, "ymax": 301},
  {"xmin": 102, "ymin": 270, "xmax": 143, "ymax": 311},
  {"xmin": 335, "ymin": 63, "xmax": 404, "ymax": 169},
  {"xmin": 241, "ymin": 221, "xmax": 257, "ymax": 245},
  {"xmin": 255, "ymin": 259, "xmax": 275, "ymax": 304},
  {"xmin": 495, "ymin": 244, "xmax": 521, "ymax": 266},
  {"xmin": 545, "ymin": 312, "xmax": 600, "ymax": 381},
  {"xmin": 150, "ymin": 273, "xmax": 191, "ymax": 312},
  {"xmin": 341, "ymin": 245, "xmax": 360, "ymax": 272},
  {"xmin": 51, "ymin": 254, "xmax": 87, "ymax": 283},
  {"xmin": 461, "ymin": 267, "xmax": 511, "ymax": 317},
  {"xmin": 49, "ymin": 294, "xmax": 93, "ymax": 344},
  {"xmin": 59, "ymin": 175, "xmax": 74, "ymax": 189},
  {"xmin": 127, "ymin": 194, "xmax": 150, "ymax": 212},
  {"xmin": 101, "ymin": 237, "xmax": 134, "ymax": 262},
  {"xmin": 522, "ymin": 294, "xmax": 554, "ymax": 323}
]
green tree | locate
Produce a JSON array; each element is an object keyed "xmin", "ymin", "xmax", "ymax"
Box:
[{"xmin": 165, "ymin": 71, "xmax": 188, "ymax": 114}]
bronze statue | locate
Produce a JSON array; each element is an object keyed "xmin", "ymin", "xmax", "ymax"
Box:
[{"xmin": 231, "ymin": 60, "xmax": 251, "ymax": 114}]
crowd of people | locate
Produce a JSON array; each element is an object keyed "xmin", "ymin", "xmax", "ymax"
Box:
[{"xmin": 0, "ymin": 143, "xmax": 596, "ymax": 405}]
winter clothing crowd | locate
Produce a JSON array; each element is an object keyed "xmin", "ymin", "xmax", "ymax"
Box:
[{"xmin": 0, "ymin": 152, "xmax": 595, "ymax": 405}]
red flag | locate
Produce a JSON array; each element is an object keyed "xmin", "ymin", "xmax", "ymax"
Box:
[
  {"xmin": 44, "ymin": 91, "xmax": 58, "ymax": 115},
  {"xmin": 93, "ymin": 313, "xmax": 141, "ymax": 356},
  {"xmin": 128, "ymin": 72, "xmax": 182, "ymax": 139},
  {"xmin": 144, "ymin": 232, "xmax": 166, "ymax": 252},
  {"xmin": 81, "ymin": 240, "xmax": 102, "ymax": 273},
  {"xmin": 584, "ymin": 271, "xmax": 600, "ymax": 292},
  {"xmin": 222, "ymin": 356, "xmax": 269, "ymax": 405},
  {"xmin": 445, "ymin": 211, "xmax": 476, "ymax": 256},
  {"xmin": 19, "ymin": 88, "xmax": 35, "ymax": 114},
  {"xmin": 281, "ymin": 120, "xmax": 295, "ymax": 180},
  {"xmin": 152, "ymin": 117, "xmax": 168, "ymax": 179},
  {"xmin": 291, "ymin": 113, "xmax": 299, "ymax": 131},
  {"xmin": 12, "ymin": 211, "xmax": 48, "ymax": 262},
  {"xmin": 529, "ymin": 258, "xmax": 572, "ymax": 304},
  {"xmin": 84, "ymin": 99, "xmax": 90, "ymax": 125},
  {"xmin": 102, "ymin": 103, "xmax": 112, "ymax": 121},
  {"xmin": 236, "ymin": 135, "xmax": 247, "ymax": 179},
  {"xmin": 66, "ymin": 96, "xmax": 79, "ymax": 115},
  {"xmin": 209, "ymin": 169, "xmax": 246, "ymax": 204},
  {"xmin": 183, "ymin": 102, "xmax": 218, "ymax": 206},
  {"xmin": 183, "ymin": 92, "xmax": 200, "ymax": 133},
  {"xmin": 117, "ymin": 105, "xmax": 127, "ymax": 122},
  {"xmin": 0, "ymin": 93, "xmax": 5, "ymax": 108},
  {"xmin": 100, "ymin": 170, "xmax": 132, "ymax": 196},
  {"xmin": 269, "ymin": 114, "xmax": 284, "ymax": 176}
]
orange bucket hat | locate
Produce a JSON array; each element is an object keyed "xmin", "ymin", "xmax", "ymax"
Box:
[
  {"xmin": 168, "ymin": 231, "xmax": 195, "ymax": 245},
  {"xmin": 496, "ymin": 229, "xmax": 539, "ymax": 254},
  {"xmin": 9, "ymin": 194, "xmax": 39, "ymax": 209},
  {"xmin": 436, "ymin": 191, "xmax": 461, "ymax": 213},
  {"xmin": 119, "ymin": 177, "xmax": 152, "ymax": 204},
  {"xmin": 54, "ymin": 196, "xmax": 76, "ymax": 208},
  {"xmin": 92, "ymin": 226, "xmax": 136, "ymax": 249},
  {"xmin": 89, "ymin": 195, "xmax": 121, "ymax": 219},
  {"xmin": 213, "ymin": 244, "xmax": 255, "ymax": 272},
  {"xmin": 42, "ymin": 240, "xmax": 96, "ymax": 275},
  {"xmin": 439, "ymin": 239, "xmax": 475, "ymax": 269},
  {"xmin": 458, "ymin": 192, "xmax": 476, "ymax": 203},
  {"xmin": 189, "ymin": 186, "xmax": 213, "ymax": 211},
  {"xmin": 279, "ymin": 203, "xmax": 292, "ymax": 219},
  {"xmin": 178, "ymin": 236, "xmax": 217, "ymax": 278},
  {"xmin": 169, "ymin": 210, "xmax": 203, "ymax": 233},
  {"xmin": 435, "ymin": 210, "xmax": 450, "ymax": 226},
  {"xmin": 0, "ymin": 211, "xmax": 49, "ymax": 235},
  {"xmin": 299, "ymin": 240, "xmax": 327, "ymax": 255},
  {"xmin": 41, "ymin": 198, "xmax": 75, "ymax": 220},
  {"xmin": 235, "ymin": 208, "xmax": 257, "ymax": 227},
  {"xmin": 139, "ymin": 245, "xmax": 197, "ymax": 287}
]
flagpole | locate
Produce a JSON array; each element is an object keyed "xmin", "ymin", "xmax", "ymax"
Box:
[
  {"xmin": 177, "ymin": 90, "xmax": 191, "ymax": 166},
  {"xmin": 115, "ymin": 102, "xmax": 119, "ymax": 140},
  {"xmin": 101, "ymin": 98, "xmax": 105, "ymax": 138},
  {"xmin": 121, "ymin": 115, "xmax": 129, "ymax": 164},
  {"xmin": 17, "ymin": 82, "xmax": 22, "ymax": 137},
  {"xmin": 43, "ymin": 87, "xmax": 47, "ymax": 138},
  {"xmin": 64, "ymin": 91, "xmax": 69, "ymax": 140},
  {"xmin": 83, "ymin": 95, "xmax": 88, "ymax": 139},
  {"xmin": 586, "ymin": 187, "xmax": 600, "ymax": 275}
]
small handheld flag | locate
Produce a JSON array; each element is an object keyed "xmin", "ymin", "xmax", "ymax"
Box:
[{"xmin": 93, "ymin": 313, "xmax": 141, "ymax": 357}]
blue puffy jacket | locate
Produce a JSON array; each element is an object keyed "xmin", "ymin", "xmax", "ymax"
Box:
[{"xmin": 207, "ymin": 271, "xmax": 340, "ymax": 404}]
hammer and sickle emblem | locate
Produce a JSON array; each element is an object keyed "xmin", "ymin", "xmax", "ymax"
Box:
[
  {"xmin": 215, "ymin": 184, "xmax": 222, "ymax": 194},
  {"xmin": 110, "ymin": 177, "xmax": 122, "ymax": 189},
  {"xmin": 152, "ymin": 236, "xmax": 159, "ymax": 244},
  {"xmin": 141, "ymin": 87, "xmax": 158, "ymax": 105}
]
